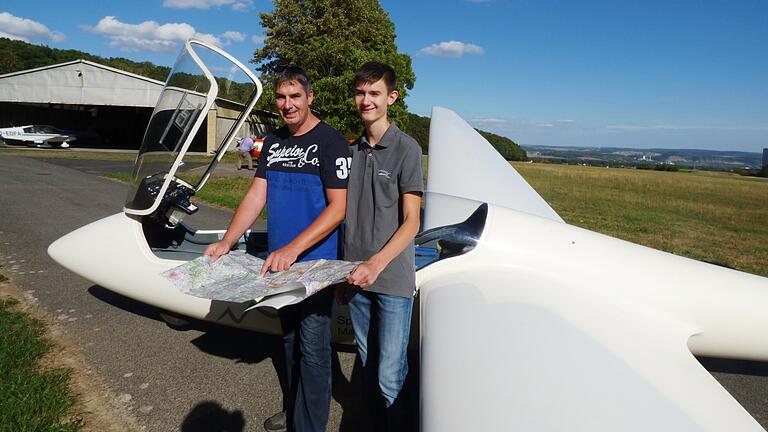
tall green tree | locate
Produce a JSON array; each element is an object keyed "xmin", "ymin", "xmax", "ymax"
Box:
[{"xmin": 252, "ymin": 0, "xmax": 415, "ymax": 137}]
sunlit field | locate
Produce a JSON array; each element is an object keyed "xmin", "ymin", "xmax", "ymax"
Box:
[{"xmin": 514, "ymin": 163, "xmax": 768, "ymax": 277}]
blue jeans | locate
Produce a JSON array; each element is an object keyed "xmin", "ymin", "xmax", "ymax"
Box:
[
  {"xmin": 279, "ymin": 288, "xmax": 332, "ymax": 432},
  {"xmin": 348, "ymin": 288, "xmax": 413, "ymax": 430}
]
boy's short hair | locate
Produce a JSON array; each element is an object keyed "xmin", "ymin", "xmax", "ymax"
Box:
[
  {"xmin": 274, "ymin": 65, "xmax": 312, "ymax": 94},
  {"xmin": 353, "ymin": 61, "xmax": 397, "ymax": 92}
]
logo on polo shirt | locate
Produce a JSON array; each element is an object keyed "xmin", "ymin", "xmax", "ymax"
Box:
[
  {"xmin": 266, "ymin": 143, "xmax": 319, "ymax": 168},
  {"xmin": 377, "ymin": 169, "xmax": 391, "ymax": 179}
]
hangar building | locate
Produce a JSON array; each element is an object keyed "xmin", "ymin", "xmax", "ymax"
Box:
[{"xmin": 0, "ymin": 59, "xmax": 276, "ymax": 152}]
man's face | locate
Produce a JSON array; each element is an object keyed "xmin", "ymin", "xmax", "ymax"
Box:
[
  {"xmin": 354, "ymin": 79, "xmax": 398, "ymax": 125},
  {"xmin": 275, "ymin": 80, "xmax": 314, "ymax": 129}
]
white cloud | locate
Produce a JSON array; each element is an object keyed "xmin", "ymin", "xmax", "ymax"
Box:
[
  {"xmin": 88, "ymin": 16, "xmax": 245, "ymax": 53},
  {"xmin": 470, "ymin": 116, "xmax": 584, "ymax": 132},
  {"xmin": 162, "ymin": 0, "xmax": 253, "ymax": 11},
  {"xmin": 0, "ymin": 12, "xmax": 64, "ymax": 42},
  {"xmin": 606, "ymin": 124, "xmax": 768, "ymax": 132},
  {"xmin": 471, "ymin": 117, "xmax": 507, "ymax": 124},
  {"xmin": 251, "ymin": 35, "xmax": 265, "ymax": 45},
  {"xmin": 419, "ymin": 40, "xmax": 484, "ymax": 57},
  {"xmin": 222, "ymin": 31, "xmax": 246, "ymax": 43}
]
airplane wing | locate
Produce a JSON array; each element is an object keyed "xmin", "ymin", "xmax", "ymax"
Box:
[{"xmin": 419, "ymin": 269, "xmax": 764, "ymax": 432}]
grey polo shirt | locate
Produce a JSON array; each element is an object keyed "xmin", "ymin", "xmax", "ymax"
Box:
[{"xmin": 344, "ymin": 123, "xmax": 424, "ymax": 298}]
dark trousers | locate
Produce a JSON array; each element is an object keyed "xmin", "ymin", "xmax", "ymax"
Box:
[{"xmin": 279, "ymin": 289, "xmax": 333, "ymax": 432}]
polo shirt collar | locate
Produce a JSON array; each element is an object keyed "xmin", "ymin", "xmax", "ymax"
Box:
[{"xmin": 359, "ymin": 122, "xmax": 400, "ymax": 150}]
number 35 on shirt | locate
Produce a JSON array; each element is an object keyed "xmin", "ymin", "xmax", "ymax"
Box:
[{"xmin": 336, "ymin": 157, "xmax": 352, "ymax": 179}]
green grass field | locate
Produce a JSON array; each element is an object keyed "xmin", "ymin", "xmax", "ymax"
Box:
[{"xmin": 0, "ymin": 295, "xmax": 81, "ymax": 431}]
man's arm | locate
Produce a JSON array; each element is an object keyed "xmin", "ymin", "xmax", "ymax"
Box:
[
  {"xmin": 347, "ymin": 191, "xmax": 421, "ymax": 288},
  {"xmin": 260, "ymin": 188, "xmax": 347, "ymax": 275},
  {"xmin": 203, "ymin": 177, "xmax": 267, "ymax": 261}
]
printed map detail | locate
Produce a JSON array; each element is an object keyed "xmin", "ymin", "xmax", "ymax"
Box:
[{"xmin": 162, "ymin": 250, "xmax": 358, "ymax": 307}]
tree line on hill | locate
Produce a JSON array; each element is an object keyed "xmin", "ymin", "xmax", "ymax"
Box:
[
  {"xmin": 1, "ymin": 35, "xmax": 527, "ymax": 161},
  {"xmin": 0, "ymin": 37, "xmax": 170, "ymax": 81},
  {"xmin": 405, "ymin": 113, "xmax": 526, "ymax": 160}
]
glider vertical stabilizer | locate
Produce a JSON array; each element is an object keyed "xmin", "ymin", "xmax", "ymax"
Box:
[{"xmin": 423, "ymin": 106, "xmax": 563, "ymax": 229}]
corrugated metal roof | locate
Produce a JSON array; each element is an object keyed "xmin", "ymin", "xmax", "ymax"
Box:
[{"xmin": 0, "ymin": 59, "xmax": 166, "ymax": 108}]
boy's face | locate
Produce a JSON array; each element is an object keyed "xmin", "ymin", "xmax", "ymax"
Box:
[
  {"xmin": 354, "ymin": 79, "xmax": 398, "ymax": 125},
  {"xmin": 275, "ymin": 80, "xmax": 314, "ymax": 129}
]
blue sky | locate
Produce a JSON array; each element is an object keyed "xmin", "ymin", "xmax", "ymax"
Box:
[{"xmin": 1, "ymin": 0, "xmax": 766, "ymax": 152}]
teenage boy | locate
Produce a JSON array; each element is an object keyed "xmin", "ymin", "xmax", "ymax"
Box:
[
  {"xmin": 343, "ymin": 61, "xmax": 423, "ymax": 431},
  {"xmin": 204, "ymin": 65, "xmax": 350, "ymax": 432}
]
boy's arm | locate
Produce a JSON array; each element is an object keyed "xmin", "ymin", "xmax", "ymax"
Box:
[
  {"xmin": 260, "ymin": 187, "xmax": 347, "ymax": 276},
  {"xmin": 348, "ymin": 191, "xmax": 422, "ymax": 288},
  {"xmin": 204, "ymin": 177, "xmax": 267, "ymax": 261}
]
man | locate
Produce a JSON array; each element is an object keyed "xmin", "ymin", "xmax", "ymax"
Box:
[
  {"xmin": 204, "ymin": 65, "xmax": 350, "ymax": 432},
  {"xmin": 342, "ymin": 61, "xmax": 423, "ymax": 431},
  {"xmin": 237, "ymin": 135, "xmax": 255, "ymax": 170}
]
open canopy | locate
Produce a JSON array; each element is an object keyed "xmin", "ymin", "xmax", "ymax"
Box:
[{"xmin": 124, "ymin": 39, "xmax": 262, "ymax": 216}]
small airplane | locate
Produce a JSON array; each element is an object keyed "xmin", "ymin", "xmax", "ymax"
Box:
[
  {"xmin": 0, "ymin": 124, "xmax": 77, "ymax": 148},
  {"xmin": 48, "ymin": 39, "xmax": 768, "ymax": 431}
]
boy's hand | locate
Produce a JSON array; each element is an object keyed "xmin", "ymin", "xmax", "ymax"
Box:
[
  {"xmin": 347, "ymin": 260, "xmax": 384, "ymax": 288},
  {"xmin": 260, "ymin": 245, "xmax": 300, "ymax": 276}
]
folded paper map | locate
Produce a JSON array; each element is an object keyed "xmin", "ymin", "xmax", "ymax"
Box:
[{"xmin": 162, "ymin": 250, "xmax": 359, "ymax": 309}]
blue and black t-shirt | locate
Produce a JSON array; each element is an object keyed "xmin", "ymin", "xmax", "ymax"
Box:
[{"xmin": 255, "ymin": 121, "xmax": 351, "ymax": 261}]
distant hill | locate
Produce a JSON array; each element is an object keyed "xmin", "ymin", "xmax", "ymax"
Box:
[
  {"xmin": 0, "ymin": 37, "xmax": 170, "ymax": 81},
  {"xmin": 524, "ymin": 144, "xmax": 763, "ymax": 170},
  {"xmin": 405, "ymin": 113, "xmax": 527, "ymax": 160}
]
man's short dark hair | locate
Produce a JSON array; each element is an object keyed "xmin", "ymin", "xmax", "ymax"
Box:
[
  {"xmin": 274, "ymin": 65, "xmax": 312, "ymax": 94},
  {"xmin": 353, "ymin": 61, "xmax": 397, "ymax": 92}
]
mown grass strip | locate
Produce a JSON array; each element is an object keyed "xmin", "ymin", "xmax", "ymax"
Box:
[
  {"xmin": 0, "ymin": 296, "xmax": 82, "ymax": 431},
  {"xmin": 106, "ymin": 172, "xmax": 264, "ymax": 218},
  {"xmin": 0, "ymin": 148, "xmax": 239, "ymax": 164}
]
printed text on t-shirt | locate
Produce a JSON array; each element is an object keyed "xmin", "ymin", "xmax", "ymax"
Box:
[{"xmin": 266, "ymin": 143, "xmax": 319, "ymax": 168}]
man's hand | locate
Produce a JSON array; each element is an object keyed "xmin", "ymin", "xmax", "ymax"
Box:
[
  {"xmin": 203, "ymin": 240, "xmax": 232, "ymax": 262},
  {"xmin": 260, "ymin": 245, "xmax": 300, "ymax": 276},
  {"xmin": 347, "ymin": 260, "xmax": 385, "ymax": 289}
]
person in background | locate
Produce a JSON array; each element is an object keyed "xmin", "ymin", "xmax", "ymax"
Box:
[
  {"xmin": 237, "ymin": 135, "xmax": 255, "ymax": 170},
  {"xmin": 341, "ymin": 61, "xmax": 423, "ymax": 431},
  {"xmin": 205, "ymin": 65, "xmax": 350, "ymax": 432}
]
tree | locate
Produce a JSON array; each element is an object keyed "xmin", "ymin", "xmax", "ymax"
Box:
[
  {"xmin": 476, "ymin": 129, "xmax": 528, "ymax": 161},
  {"xmin": 252, "ymin": 0, "xmax": 415, "ymax": 137},
  {"xmin": 405, "ymin": 113, "xmax": 429, "ymax": 154}
]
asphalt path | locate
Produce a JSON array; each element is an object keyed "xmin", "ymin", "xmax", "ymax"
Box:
[
  {"xmin": 0, "ymin": 155, "xmax": 363, "ymax": 431},
  {"xmin": 1, "ymin": 155, "xmax": 767, "ymax": 430}
]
